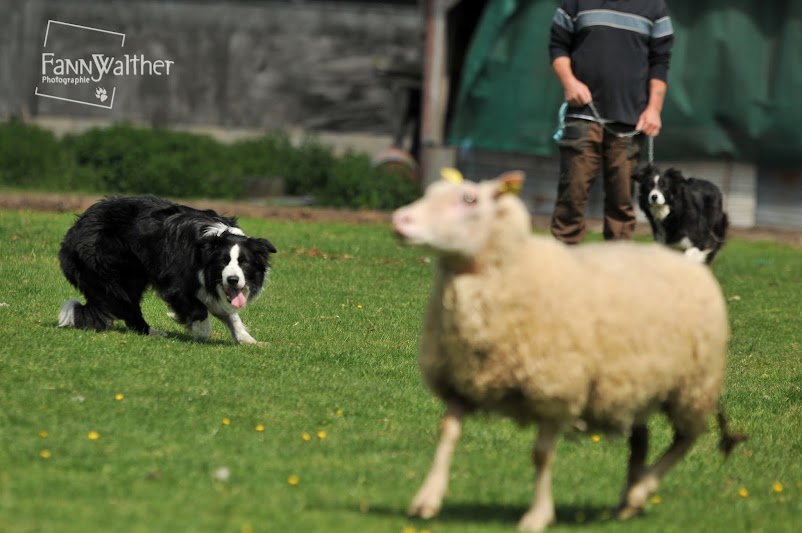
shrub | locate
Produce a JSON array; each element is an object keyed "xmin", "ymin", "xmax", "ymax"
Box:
[
  {"xmin": 0, "ymin": 120, "xmax": 73, "ymax": 191},
  {"xmin": 318, "ymin": 152, "xmax": 420, "ymax": 210},
  {"xmin": 62, "ymin": 124, "xmax": 246, "ymax": 199},
  {"xmin": 0, "ymin": 121, "xmax": 421, "ymax": 209}
]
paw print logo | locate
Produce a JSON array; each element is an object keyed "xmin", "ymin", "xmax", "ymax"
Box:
[{"xmin": 95, "ymin": 87, "xmax": 108, "ymax": 102}]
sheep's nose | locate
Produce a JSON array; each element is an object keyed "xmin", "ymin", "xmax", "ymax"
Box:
[
  {"xmin": 392, "ymin": 211, "xmax": 412, "ymax": 234},
  {"xmin": 392, "ymin": 210, "xmax": 410, "ymax": 226},
  {"xmin": 226, "ymin": 275, "xmax": 239, "ymax": 286}
]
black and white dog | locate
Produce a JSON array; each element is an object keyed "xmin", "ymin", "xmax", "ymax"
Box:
[
  {"xmin": 633, "ymin": 164, "xmax": 728, "ymax": 264},
  {"xmin": 58, "ymin": 196, "xmax": 276, "ymax": 344}
]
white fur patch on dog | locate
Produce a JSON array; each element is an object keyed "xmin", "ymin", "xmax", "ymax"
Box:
[
  {"xmin": 684, "ymin": 247, "xmax": 711, "ymax": 264},
  {"xmin": 228, "ymin": 313, "xmax": 256, "ymax": 344},
  {"xmin": 202, "ymin": 223, "xmax": 245, "ymax": 238},
  {"xmin": 58, "ymin": 299, "xmax": 80, "ymax": 327}
]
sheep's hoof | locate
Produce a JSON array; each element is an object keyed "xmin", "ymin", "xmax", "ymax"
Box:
[
  {"xmin": 407, "ymin": 500, "xmax": 440, "ymax": 520},
  {"xmin": 407, "ymin": 487, "xmax": 443, "ymax": 519},
  {"xmin": 615, "ymin": 502, "xmax": 643, "ymax": 521},
  {"xmin": 617, "ymin": 475, "xmax": 658, "ymax": 520},
  {"xmin": 517, "ymin": 508, "xmax": 555, "ymax": 532}
]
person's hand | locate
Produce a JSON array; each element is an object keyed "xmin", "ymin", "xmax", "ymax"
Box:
[
  {"xmin": 563, "ymin": 78, "xmax": 592, "ymax": 107},
  {"xmin": 636, "ymin": 107, "xmax": 662, "ymax": 137}
]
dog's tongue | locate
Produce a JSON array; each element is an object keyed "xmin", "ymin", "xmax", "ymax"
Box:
[{"xmin": 230, "ymin": 291, "xmax": 246, "ymax": 308}]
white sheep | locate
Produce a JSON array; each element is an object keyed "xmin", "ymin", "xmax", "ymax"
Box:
[{"xmin": 391, "ymin": 169, "xmax": 746, "ymax": 532}]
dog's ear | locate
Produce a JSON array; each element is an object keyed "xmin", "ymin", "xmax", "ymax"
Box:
[
  {"xmin": 631, "ymin": 163, "xmax": 654, "ymax": 184},
  {"xmin": 250, "ymin": 237, "xmax": 277, "ymax": 258},
  {"xmin": 664, "ymin": 168, "xmax": 686, "ymax": 182}
]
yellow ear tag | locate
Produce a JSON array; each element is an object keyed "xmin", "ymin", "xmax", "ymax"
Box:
[
  {"xmin": 497, "ymin": 173, "xmax": 524, "ymax": 196},
  {"xmin": 440, "ymin": 167, "xmax": 464, "ymax": 184}
]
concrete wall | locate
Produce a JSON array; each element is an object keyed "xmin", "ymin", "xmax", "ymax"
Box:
[{"xmin": 0, "ymin": 0, "xmax": 421, "ymax": 134}]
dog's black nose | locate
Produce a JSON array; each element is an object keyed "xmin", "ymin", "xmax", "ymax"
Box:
[
  {"xmin": 649, "ymin": 193, "xmax": 659, "ymax": 203},
  {"xmin": 226, "ymin": 275, "xmax": 239, "ymax": 286}
]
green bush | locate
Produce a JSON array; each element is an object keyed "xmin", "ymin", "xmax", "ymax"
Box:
[
  {"xmin": 318, "ymin": 152, "xmax": 420, "ymax": 210},
  {"xmin": 0, "ymin": 121, "xmax": 421, "ymax": 209},
  {"xmin": 0, "ymin": 119, "xmax": 71, "ymax": 191},
  {"xmin": 62, "ymin": 124, "xmax": 245, "ymax": 199}
]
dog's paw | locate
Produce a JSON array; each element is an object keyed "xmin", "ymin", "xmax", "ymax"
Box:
[
  {"xmin": 235, "ymin": 334, "xmax": 259, "ymax": 345},
  {"xmin": 189, "ymin": 319, "xmax": 212, "ymax": 340},
  {"xmin": 148, "ymin": 328, "xmax": 169, "ymax": 337}
]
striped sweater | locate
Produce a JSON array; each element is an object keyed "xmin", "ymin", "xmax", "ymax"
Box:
[{"xmin": 549, "ymin": 0, "xmax": 674, "ymax": 126}]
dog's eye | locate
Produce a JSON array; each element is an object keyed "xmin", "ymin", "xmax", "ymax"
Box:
[{"xmin": 462, "ymin": 192, "xmax": 477, "ymax": 205}]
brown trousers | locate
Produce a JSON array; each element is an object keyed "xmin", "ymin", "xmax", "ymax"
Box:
[{"xmin": 550, "ymin": 120, "xmax": 641, "ymax": 244}]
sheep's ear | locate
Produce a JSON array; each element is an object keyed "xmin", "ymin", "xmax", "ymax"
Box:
[
  {"xmin": 495, "ymin": 170, "xmax": 525, "ymax": 196},
  {"xmin": 440, "ymin": 167, "xmax": 464, "ymax": 184}
]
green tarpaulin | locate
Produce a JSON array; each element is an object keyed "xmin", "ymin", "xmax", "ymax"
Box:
[{"xmin": 447, "ymin": 0, "xmax": 802, "ymax": 164}]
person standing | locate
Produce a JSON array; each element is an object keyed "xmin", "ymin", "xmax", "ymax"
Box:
[{"xmin": 549, "ymin": 0, "xmax": 674, "ymax": 244}]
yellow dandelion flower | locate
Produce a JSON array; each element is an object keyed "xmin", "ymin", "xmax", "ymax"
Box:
[
  {"xmin": 317, "ymin": 430, "xmax": 327, "ymax": 439},
  {"xmin": 773, "ymin": 481, "xmax": 784, "ymax": 494},
  {"xmin": 241, "ymin": 524, "xmax": 253, "ymax": 533},
  {"xmin": 288, "ymin": 474, "xmax": 300, "ymax": 486},
  {"xmin": 222, "ymin": 418, "xmax": 231, "ymax": 426},
  {"xmin": 302, "ymin": 432, "xmax": 312, "ymax": 441},
  {"xmin": 401, "ymin": 527, "xmax": 416, "ymax": 533},
  {"xmin": 419, "ymin": 530, "xmax": 432, "ymax": 533},
  {"xmin": 335, "ymin": 408, "xmax": 343, "ymax": 416},
  {"xmin": 40, "ymin": 449, "xmax": 51, "ymax": 459},
  {"xmin": 87, "ymin": 430, "xmax": 100, "ymax": 440},
  {"xmin": 255, "ymin": 424, "xmax": 265, "ymax": 432},
  {"xmin": 39, "ymin": 430, "xmax": 48, "ymax": 439},
  {"xmin": 591, "ymin": 434, "xmax": 601, "ymax": 443},
  {"xmin": 115, "ymin": 393, "xmax": 124, "ymax": 401},
  {"xmin": 651, "ymin": 495, "xmax": 662, "ymax": 505},
  {"xmin": 738, "ymin": 487, "xmax": 749, "ymax": 498},
  {"xmin": 357, "ymin": 304, "xmax": 363, "ymax": 309}
]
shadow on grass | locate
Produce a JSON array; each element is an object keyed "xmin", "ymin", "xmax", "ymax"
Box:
[
  {"xmin": 366, "ymin": 501, "xmax": 629, "ymax": 529},
  {"xmin": 46, "ymin": 321, "xmax": 236, "ymax": 346}
]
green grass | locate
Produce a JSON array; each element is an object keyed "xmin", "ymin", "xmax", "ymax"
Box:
[{"xmin": 0, "ymin": 209, "xmax": 800, "ymax": 533}]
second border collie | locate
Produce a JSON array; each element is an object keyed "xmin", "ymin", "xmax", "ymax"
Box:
[
  {"xmin": 58, "ymin": 196, "xmax": 276, "ymax": 344},
  {"xmin": 633, "ymin": 164, "xmax": 728, "ymax": 264}
]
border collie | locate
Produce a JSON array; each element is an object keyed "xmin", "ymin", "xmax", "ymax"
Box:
[
  {"xmin": 633, "ymin": 164, "xmax": 728, "ymax": 264},
  {"xmin": 58, "ymin": 196, "xmax": 276, "ymax": 344}
]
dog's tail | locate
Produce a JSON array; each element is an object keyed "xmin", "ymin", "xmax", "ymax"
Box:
[
  {"xmin": 716, "ymin": 400, "xmax": 748, "ymax": 457},
  {"xmin": 715, "ymin": 212, "xmax": 729, "ymax": 242},
  {"xmin": 58, "ymin": 299, "xmax": 111, "ymax": 331},
  {"xmin": 705, "ymin": 212, "xmax": 729, "ymax": 264}
]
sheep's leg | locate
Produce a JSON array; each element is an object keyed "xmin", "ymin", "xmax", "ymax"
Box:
[
  {"xmin": 408, "ymin": 402, "xmax": 466, "ymax": 519},
  {"xmin": 616, "ymin": 430, "xmax": 696, "ymax": 520},
  {"xmin": 626, "ymin": 424, "xmax": 649, "ymax": 487},
  {"xmin": 518, "ymin": 422, "xmax": 559, "ymax": 533}
]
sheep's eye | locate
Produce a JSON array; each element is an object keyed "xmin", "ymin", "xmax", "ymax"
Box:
[{"xmin": 462, "ymin": 192, "xmax": 477, "ymax": 204}]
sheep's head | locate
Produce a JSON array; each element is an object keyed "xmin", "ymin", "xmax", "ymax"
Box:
[{"xmin": 392, "ymin": 168, "xmax": 529, "ymax": 263}]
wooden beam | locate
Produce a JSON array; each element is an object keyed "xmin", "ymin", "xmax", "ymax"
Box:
[{"xmin": 419, "ymin": 0, "xmax": 457, "ymax": 185}]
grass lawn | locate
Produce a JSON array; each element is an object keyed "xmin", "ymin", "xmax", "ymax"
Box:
[{"xmin": 0, "ymin": 208, "xmax": 800, "ymax": 533}]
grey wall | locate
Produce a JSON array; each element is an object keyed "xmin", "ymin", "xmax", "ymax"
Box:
[{"xmin": 0, "ymin": 0, "xmax": 421, "ymax": 133}]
